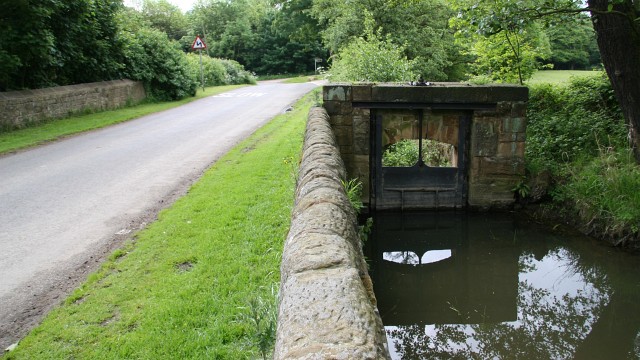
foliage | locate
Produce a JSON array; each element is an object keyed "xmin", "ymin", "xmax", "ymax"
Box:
[
  {"xmin": 312, "ymin": 0, "xmax": 463, "ymax": 81},
  {"xmin": 140, "ymin": 0, "xmax": 189, "ymax": 41},
  {"xmin": 546, "ymin": 14, "xmax": 601, "ymax": 70},
  {"xmin": 0, "ymin": 0, "xmax": 124, "ymax": 90},
  {"xmin": 450, "ymin": 1, "xmax": 552, "ymax": 84},
  {"xmin": 237, "ymin": 287, "xmax": 278, "ymax": 360},
  {"xmin": 218, "ymin": 59, "xmax": 257, "ymax": 85},
  {"xmin": 328, "ymin": 13, "xmax": 416, "ymax": 82},
  {"xmin": 526, "ymin": 73, "xmax": 638, "ymax": 244},
  {"xmin": 119, "ymin": 21, "xmax": 197, "ymax": 100},
  {"xmin": 382, "ymin": 140, "xmax": 419, "ymax": 167},
  {"xmin": 342, "ymin": 178, "xmax": 364, "ymax": 214},
  {"xmin": 526, "ymin": 73, "xmax": 627, "ymax": 171},
  {"xmin": 186, "ymin": 53, "xmax": 226, "ymax": 87},
  {"xmin": 560, "ymin": 148, "xmax": 640, "ymax": 242},
  {"xmin": 382, "ymin": 139, "xmax": 453, "ymax": 167}
]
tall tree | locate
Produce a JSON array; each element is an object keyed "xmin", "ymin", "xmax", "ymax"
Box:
[
  {"xmin": 141, "ymin": 0, "xmax": 189, "ymax": 41},
  {"xmin": 311, "ymin": 0, "xmax": 463, "ymax": 81},
  {"xmin": 451, "ymin": 0, "xmax": 640, "ymax": 162},
  {"xmin": 546, "ymin": 14, "xmax": 600, "ymax": 70}
]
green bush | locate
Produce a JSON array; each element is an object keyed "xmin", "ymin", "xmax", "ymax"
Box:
[
  {"xmin": 526, "ymin": 73, "xmax": 639, "ymax": 245},
  {"xmin": 328, "ymin": 13, "xmax": 416, "ymax": 83},
  {"xmin": 121, "ymin": 26, "xmax": 197, "ymax": 101},
  {"xmin": 526, "ymin": 73, "xmax": 627, "ymax": 172},
  {"xmin": 561, "ymin": 148, "xmax": 640, "ymax": 241},
  {"xmin": 382, "ymin": 140, "xmax": 419, "ymax": 167},
  {"xmin": 218, "ymin": 59, "xmax": 256, "ymax": 85},
  {"xmin": 186, "ymin": 53, "xmax": 227, "ymax": 87}
]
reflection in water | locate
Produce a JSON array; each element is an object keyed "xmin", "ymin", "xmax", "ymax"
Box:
[{"xmin": 367, "ymin": 212, "xmax": 640, "ymax": 359}]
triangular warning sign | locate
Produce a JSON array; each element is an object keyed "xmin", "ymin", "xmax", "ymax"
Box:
[{"xmin": 191, "ymin": 36, "xmax": 206, "ymax": 50}]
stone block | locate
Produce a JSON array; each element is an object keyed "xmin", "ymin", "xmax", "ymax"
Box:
[
  {"xmin": 511, "ymin": 101, "xmax": 528, "ymax": 117},
  {"xmin": 323, "ymin": 84, "xmax": 352, "ymax": 102},
  {"xmin": 333, "ymin": 126, "xmax": 353, "ymax": 147},
  {"xmin": 502, "ymin": 117, "xmax": 526, "ymax": 133},
  {"xmin": 472, "ymin": 120, "xmax": 497, "ymax": 157},
  {"xmin": 479, "ymin": 156, "xmax": 525, "ymax": 176},
  {"xmin": 352, "ymin": 84, "xmax": 373, "ymax": 101},
  {"xmin": 329, "ymin": 115, "xmax": 354, "ymax": 127},
  {"xmin": 323, "ymin": 101, "xmax": 353, "ymax": 116},
  {"xmin": 497, "ymin": 141, "xmax": 526, "ymax": 159}
]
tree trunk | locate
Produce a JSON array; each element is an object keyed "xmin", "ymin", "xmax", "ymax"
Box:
[{"xmin": 588, "ymin": 0, "xmax": 640, "ymax": 162}]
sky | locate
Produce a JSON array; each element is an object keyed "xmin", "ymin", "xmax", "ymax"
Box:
[{"xmin": 123, "ymin": 0, "xmax": 197, "ymax": 13}]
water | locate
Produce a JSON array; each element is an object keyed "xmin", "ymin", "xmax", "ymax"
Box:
[{"xmin": 366, "ymin": 211, "xmax": 640, "ymax": 359}]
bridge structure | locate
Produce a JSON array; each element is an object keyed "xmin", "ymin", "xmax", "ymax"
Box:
[{"xmin": 323, "ymin": 82, "xmax": 529, "ymax": 211}]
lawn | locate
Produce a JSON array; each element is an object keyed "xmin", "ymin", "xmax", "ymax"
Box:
[
  {"xmin": 0, "ymin": 85, "xmax": 248, "ymax": 155},
  {"xmin": 5, "ymin": 89, "xmax": 319, "ymax": 359},
  {"xmin": 527, "ymin": 70, "xmax": 602, "ymax": 85}
]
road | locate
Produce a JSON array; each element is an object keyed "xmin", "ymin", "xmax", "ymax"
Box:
[{"xmin": 0, "ymin": 80, "xmax": 322, "ymax": 349}]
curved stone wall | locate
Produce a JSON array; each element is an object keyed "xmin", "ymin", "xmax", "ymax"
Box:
[{"xmin": 274, "ymin": 107, "xmax": 390, "ymax": 359}]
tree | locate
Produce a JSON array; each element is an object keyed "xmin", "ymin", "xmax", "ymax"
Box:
[
  {"xmin": 0, "ymin": 0, "xmax": 124, "ymax": 90},
  {"xmin": 311, "ymin": 0, "xmax": 463, "ymax": 81},
  {"xmin": 141, "ymin": 0, "xmax": 189, "ymax": 41},
  {"xmin": 546, "ymin": 14, "xmax": 600, "ymax": 70},
  {"xmin": 328, "ymin": 13, "xmax": 417, "ymax": 82},
  {"xmin": 118, "ymin": 7, "xmax": 197, "ymax": 100},
  {"xmin": 451, "ymin": 0, "xmax": 640, "ymax": 162}
]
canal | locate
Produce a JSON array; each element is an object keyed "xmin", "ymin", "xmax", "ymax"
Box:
[{"xmin": 366, "ymin": 211, "xmax": 640, "ymax": 359}]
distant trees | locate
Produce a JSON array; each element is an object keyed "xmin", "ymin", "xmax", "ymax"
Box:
[{"xmin": 312, "ymin": 0, "xmax": 464, "ymax": 81}]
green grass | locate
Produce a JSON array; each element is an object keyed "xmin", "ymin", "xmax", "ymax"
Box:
[
  {"xmin": 256, "ymin": 74, "xmax": 321, "ymax": 83},
  {"xmin": 527, "ymin": 70, "xmax": 602, "ymax": 85},
  {"xmin": 562, "ymin": 148, "xmax": 640, "ymax": 240},
  {"xmin": 0, "ymin": 85, "xmax": 249, "ymax": 155},
  {"xmin": 5, "ymin": 89, "xmax": 319, "ymax": 360},
  {"xmin": 281, "ymin": 75, "xmax": 322, "ymax": 84}
]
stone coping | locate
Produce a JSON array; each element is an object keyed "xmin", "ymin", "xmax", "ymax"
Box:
[{"xmin": 274, "ymin": 107, "xmax": 390, "ymax": 359}]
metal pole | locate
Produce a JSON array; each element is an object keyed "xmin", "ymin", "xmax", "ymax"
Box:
[{"xmin": 199, "ymin": 49, "xmax": 205, "ymax": 92}]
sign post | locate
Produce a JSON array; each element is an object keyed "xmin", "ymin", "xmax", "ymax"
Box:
[
  {"xmin": 191, "ymin": 35, "xmax": 207, "ymax": 92},
  {"xmin": 314, "ymin": 58, "xmax": 323, "ymax": 74}
]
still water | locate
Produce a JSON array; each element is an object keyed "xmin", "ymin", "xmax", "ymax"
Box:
[{"xmin": 366, "ymin": 211, "xmax": 640, "ymax": 359}]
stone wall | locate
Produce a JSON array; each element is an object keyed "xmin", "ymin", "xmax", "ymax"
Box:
[
  {"xmin": 0, "ymin": 80, "xmax": 146, "ymax": 131},
  {"xmin": 323, "ymin": 83, "xmax": 529, "ymax": 210},
  {"xmin": 274, "ymin": 107, "xmax": 390, "ymax": 359}
]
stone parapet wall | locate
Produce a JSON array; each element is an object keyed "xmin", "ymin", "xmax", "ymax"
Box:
[
  {"xmin": 0, "ymin": 80, "xmax": 146, "ymax": 131},
  {"xmin": 274, "ymin": 107, "xmax": 390, "ymax": 359},
  {"xmin": 323, "ymin": 83, "xmax": 529, "ymax": 210}
]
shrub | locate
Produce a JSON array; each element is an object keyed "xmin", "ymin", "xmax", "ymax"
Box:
[
  {"xmin": 560, "ymin": 148, "xmax": 640, "ymax": 243},
  {"xmin": 186, "ymin": 53, "xmax": 227, "ymax": 87},
  {"xmin": 526, "ymin": 73, "xmax": 627, "ymax": 172},
  {"xmin": 218, "ymin": 59, "xmax": 257, "ymax": 85},
  {"xmin": 382, "ymin": 140, "xmax": 419, "ymax": 167},
  {"xmin": 120, "ymin": 26, "xmax": 197, "ymax": 101},
  {"xmin": 328, "ymin": 12, "xmax": 416, "ymax": 83}
]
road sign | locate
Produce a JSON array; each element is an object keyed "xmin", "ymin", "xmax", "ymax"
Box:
[{"xmin": 191, "ymin": 36, "xmax": 207, "ymax": 50}]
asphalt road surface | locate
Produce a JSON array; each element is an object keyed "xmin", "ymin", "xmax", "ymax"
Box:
[{"xmin": 0, "ymin": 80, "xmax": 322, "ymax": 349}]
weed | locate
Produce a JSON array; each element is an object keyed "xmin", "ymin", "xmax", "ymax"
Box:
[
  {"xmin": 236, "ymin": 286, "xmax": 278, "ymax": 360},
  {"xmin": 342, "ymin": 178, "xmax": 364, "ymax": 214}
]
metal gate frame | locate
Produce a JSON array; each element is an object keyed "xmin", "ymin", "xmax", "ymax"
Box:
[{"xmin": 370, "ymin": 107, "xmax": 471, "ymax": 210}]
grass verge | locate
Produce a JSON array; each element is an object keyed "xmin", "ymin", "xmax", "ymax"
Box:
[
  {"xmin": 5, "ymin": 89, "xmax": 319, "ymax": 360},
  {"xmin": 527, "ymin": 70, "xmax": 602, "ymax": 85},
  {"xmin": 0, "ymin": 85, "xmax": 248, "ymax": 155}
]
